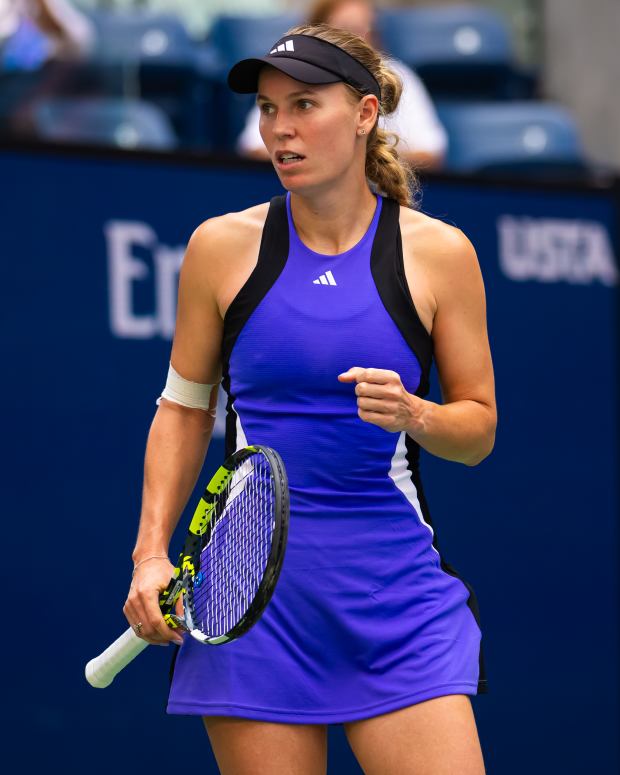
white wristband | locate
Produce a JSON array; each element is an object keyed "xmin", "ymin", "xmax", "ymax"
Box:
[{"xmin": 157, "ymin": 362, "xmax": 217, "ymax": 410}]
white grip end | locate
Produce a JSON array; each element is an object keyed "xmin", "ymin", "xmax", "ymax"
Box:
[{"xmin": 85, "ymin": 627, "xmax": 149, "ymax": 688}]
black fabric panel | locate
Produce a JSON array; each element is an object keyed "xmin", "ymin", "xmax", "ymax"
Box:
[
  {"xmin": 441, "ymin": 561, "xmax": 489, "ymax": 695},
  {"xmin": 404, "ymin": 436, "xmax": 440, "ymax": 553},
  {"xmin": 221, "ymin": 194, "xmax": 289, "ymax": 365},
  {"xmin": 220, "ymin": 194, "xmax": 289, "ymax": 458},
  {"xmin": 221, "ymin": 368, "xmax": 238, "ymax": 460},
  {"xmin": 405, "ymin": 435, "xmax": 488, "ymax": 694},
  {"xmin": 370, "ymin": 197, "xmax": 434, "ymax": 397}
]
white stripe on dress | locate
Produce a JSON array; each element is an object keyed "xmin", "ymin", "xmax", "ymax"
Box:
[
  {"xmin": 388, "ymin": 431, "xmax": 440, "ymax": 556},
  {"xmin": 233, "ymin": 401, "xmax": 249, "ymax": 451}
]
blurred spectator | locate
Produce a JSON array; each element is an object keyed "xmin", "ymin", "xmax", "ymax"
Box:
[
  {"xmin": 237, "ymin": 0, "xmax": 448, "ymax": 169},
  {"xmin": 0, "ymin": 0, "xmax": 95, "ymax": 69},
  {"xmin": 1, "ymin": 0, "xmax": 95, "ymax": 137},
  {"xmin": 1, "ymin": 1, "xmax": 46, "ymax": 71}
]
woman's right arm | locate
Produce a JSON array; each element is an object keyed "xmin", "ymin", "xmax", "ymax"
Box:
[{"xmin": 123, "ymin": 221, "xmax": 224, "ymax": 646}]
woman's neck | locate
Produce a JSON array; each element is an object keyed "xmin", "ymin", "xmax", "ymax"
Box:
[{"xmin": 289, "ymin": 180, "xmax": 378, "ymax": 256}]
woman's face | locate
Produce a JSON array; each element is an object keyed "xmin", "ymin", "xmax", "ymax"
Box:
[{"xmin": 257, "ymin": 66, "xmax": 365, "ymax": 195}]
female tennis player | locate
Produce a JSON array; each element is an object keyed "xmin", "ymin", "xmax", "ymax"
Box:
[{"xmin": 124, "ymin": 23, "xmax": 496, "ymax": 775}]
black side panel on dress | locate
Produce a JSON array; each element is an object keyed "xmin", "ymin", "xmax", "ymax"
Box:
[
  {"xmin": 220, "ymin": 195, "xmax": 289, "ymax": 458},
  {"xmin": 369, "ymin": 197, "xmax": 434, "ymax": 397},
  {"xmin": 370, "ymin": 204, "xmax": 489, "ymax": 694},
  {"xmin": 405, "ymin": 434, "xmax": 489, "ymax": 694},
  {"xmin": 168, "ymin": 643, "xmax": 180, "ymax": 688}
]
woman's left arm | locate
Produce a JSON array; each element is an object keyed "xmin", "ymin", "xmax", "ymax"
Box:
[
  {"xmin": 339, "ymin": 226, "xmax": 496, "ymax": 466},
  {"xmin": 413, "ymin": 226, "xmax": 496, "ymax": 465}
]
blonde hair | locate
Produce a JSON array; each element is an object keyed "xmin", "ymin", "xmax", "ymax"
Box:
[{"xmin": 286, "ymin": 23, "xmax": 419, "ymax": 207}]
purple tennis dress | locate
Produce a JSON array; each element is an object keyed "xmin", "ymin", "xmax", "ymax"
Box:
[{"xmin": 167, "ymin": 192, "xmax": 487, "ymax": 723}]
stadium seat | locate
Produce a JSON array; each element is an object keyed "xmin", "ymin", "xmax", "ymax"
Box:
[
  {"xmin": 435, "ymin": 101, "xmax": 587, "ymax": 176},
  {"xmin": 83, "ymin": 10, "xmax": 213, "ymax": 148},
  {"xmin": 376, "ymin": 5, "xmax": 533, "ymax": 99},
  {"xmin": 207, "ymin": 13, "xmax": 302, "ymax": 150},
  {"xmin": 87, "ymin": 10, "xmax": 197, "ymax": 65},
  {"xmin": 33, "ymin": 97, "xmax": 178, "ymax": 150},
  {"xmin": 208, "ymin": 13, "xmax": 303, "ymax": 71}
]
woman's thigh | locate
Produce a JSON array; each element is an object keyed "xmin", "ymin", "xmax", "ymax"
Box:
[
  {"xmin": 203, "ymin": 715, "xmax": 328, "ymax": 775},
  {"xmin": 343, "ymin": 695, "xmax": 485, "ymax": 775}
]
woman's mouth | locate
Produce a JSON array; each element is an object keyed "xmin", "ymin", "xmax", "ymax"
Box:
[{"xmin": 276, "ymin": 151, "xmax": 305, "ymax": 168}]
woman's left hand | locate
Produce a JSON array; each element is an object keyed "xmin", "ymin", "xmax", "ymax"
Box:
[{"xmin": 338, "ymin": 367, "xmax": 427, "ymax": 434}]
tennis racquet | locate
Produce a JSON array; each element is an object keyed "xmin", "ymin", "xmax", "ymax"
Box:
[{"xmin": 85, "ymin": 444, "xmax": 289, "ymax": 688}]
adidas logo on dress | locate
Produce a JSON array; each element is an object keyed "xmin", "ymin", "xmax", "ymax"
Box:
[
  {"xmin": 313, "ymin": 270, "xmax": 337, "ymax": 286},
  {"xmin": 270, "ymin": 40, "xmax": 295, "ymax": 54}
]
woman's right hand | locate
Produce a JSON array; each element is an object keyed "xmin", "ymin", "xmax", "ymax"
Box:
[{"xmin": 123, "ymin": 558, "xmax": 185, "ymax": 646}]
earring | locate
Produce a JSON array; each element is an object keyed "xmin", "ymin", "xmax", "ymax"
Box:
[{"xmin": 357, "ymin": 128, "xmax": 366, "ymax": 136}]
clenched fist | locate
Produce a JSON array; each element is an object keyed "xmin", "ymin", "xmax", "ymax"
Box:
[{"xmin": 338, "ymin": 367, "xmax": 427, "ymax": 435}]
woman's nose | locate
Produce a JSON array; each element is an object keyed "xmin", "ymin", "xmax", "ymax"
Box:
[{"xmin": 272, "ymin": 111, "xmax": 295, "ymax": 140}]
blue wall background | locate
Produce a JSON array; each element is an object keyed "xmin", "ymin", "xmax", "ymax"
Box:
[{"xmin": 1, "ymin": 147, "xmax": 618, "ymax": 774}]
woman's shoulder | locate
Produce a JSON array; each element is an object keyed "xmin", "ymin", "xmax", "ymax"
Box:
[
  {"xmin": 398, "ymin": 205, "xmax": 478, "ymax": 270},
  {"xmin": 180, "ymin": 202, "xmax": 271, "ymax": 298},
  {"xmin": 395, "ymin": 206, "xmax": 483, "ymax": 325},
  {"xmin": 190, "ymin": 201, "xmax": 271, "ymax": 253}
]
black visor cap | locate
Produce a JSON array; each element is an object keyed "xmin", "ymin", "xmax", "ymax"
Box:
[{"xmin": 227, "ymin": 33, "xmax": 381, "ymax": 101}]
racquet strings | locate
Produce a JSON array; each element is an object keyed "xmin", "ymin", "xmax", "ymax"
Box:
[{"xmin": 188, "ymin": 452, "xmax": 276, "ymax": 638}]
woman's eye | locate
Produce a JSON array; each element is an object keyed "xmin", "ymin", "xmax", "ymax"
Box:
[
  {"xmin": 298, "ymin": 100, "xmax": 313, "ymax": 110},
  {"xmin": 260, "ymin": 104, "xmax": 275, "ymax": 115}
]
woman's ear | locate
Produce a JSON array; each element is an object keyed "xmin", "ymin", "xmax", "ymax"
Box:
[{"xmin": 357, "ymin": 94, "xmax": 379, "ymax": 134}]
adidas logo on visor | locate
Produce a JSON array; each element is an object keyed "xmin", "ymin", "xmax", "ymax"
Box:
[{"xmin": 270, "ymin": 39, "xmax": 295, "ymax": 54}]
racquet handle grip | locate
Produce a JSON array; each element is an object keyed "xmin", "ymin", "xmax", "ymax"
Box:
[{"xmin": 85, "ymin": 627, "xmax": 149, "ymax": 688}]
